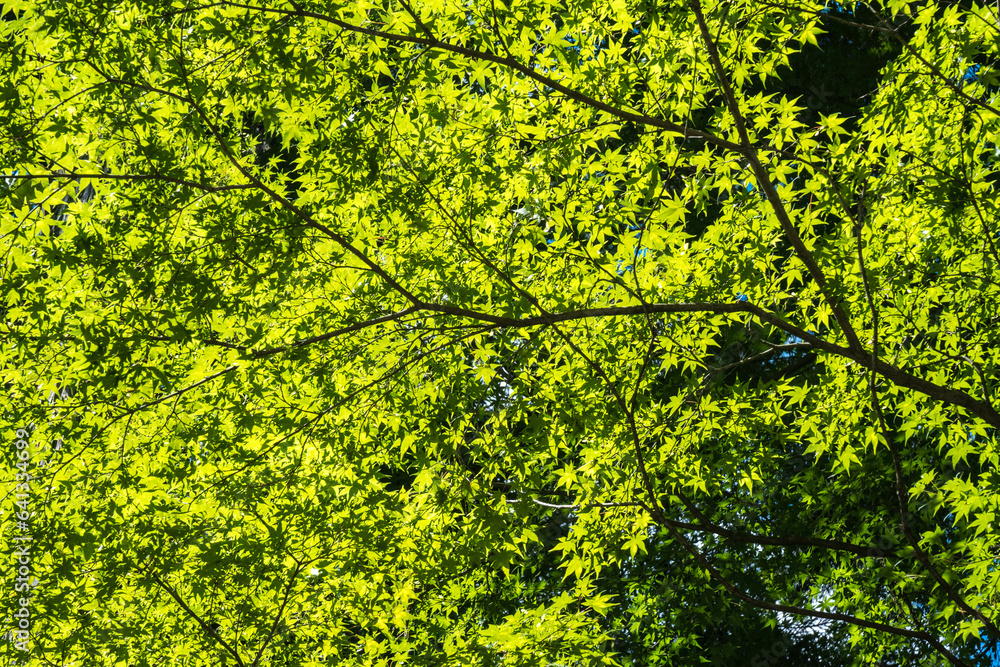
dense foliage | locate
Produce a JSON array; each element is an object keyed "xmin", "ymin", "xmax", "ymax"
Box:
[{"xmin": 2, "ymin": 0, "xmax": 1000, "ymax": 664}]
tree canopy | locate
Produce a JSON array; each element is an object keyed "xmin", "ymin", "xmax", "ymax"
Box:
[{"xmin": 2, "ymin": 0, "xmax": 1000, "ymax": 664}]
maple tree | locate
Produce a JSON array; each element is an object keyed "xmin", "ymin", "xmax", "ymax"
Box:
[{"xmin": 2, "ymin": 0, "xmax": 1000, "ymax": 664}]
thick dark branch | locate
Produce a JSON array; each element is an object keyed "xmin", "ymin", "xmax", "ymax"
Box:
[
  {"xmin": 439, "ymin": 289, "xmax": 1000, "ymax": 419},
  {"xmin": 244, "ymin": 298, "xmax": 999, "ymax": 427},
  {"xmin": 865, "ymin": 352, "xmax": 1000, "ymax": 427},
  {"xmin": 688, "ymin": 0, "xmax": 863, "ymax": 353},
  {"xmin": 216, "ymin": 1, "xmax": 744, "ymax": 151},
  {"xmin": 665, "ymin": 514, "xmax": 894, "ymax": 558},
  {"xmin": 396, "ymin": 0, "xmax": 436, "ymax": 41},
  {"xmin": 150, "ymin": 573, "xmax": 247, "ymax": 667},
  {"xmin": 858, "ymin": 226, "xmax": 1000, "ymax": 640},
  {"xmin": 658, "ymin": 519, "xmax": 971, "ymax": 666},
  {"xmin": 22, "ymin": 258, "xmax": 1000, "ymax": 427},
  {"xmin": 515, "ymin": 494, "xmax": 895, "ymax": 557}
]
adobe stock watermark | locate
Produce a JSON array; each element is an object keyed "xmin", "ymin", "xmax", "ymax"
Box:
[
  {"xmin": 749, "ymin": 638, "xmax": 789, "ymax": 667},
  {"xmin": 9, "ymin": 428, "xmax": 35, "ymax": 660},
  {"xmin": 804, "ymin": 83, "xmax": 833, "ymax": 112},
  {"xmin": 7, "ymin": 427, "xmax": 57, "ymax": 662},
  {"xmin": 860, "ymin": 511, "xmax": 919, "ymax": 559}
]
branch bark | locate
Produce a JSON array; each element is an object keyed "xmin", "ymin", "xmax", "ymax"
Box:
[
  {"xmin": 214, "ymin": 1, "xmax": 745, "ymax": 150},
  {"xmin": 150, "ymin": 572, "xmax": 247, "ymax": 667},
  {"xmin": 857, "ymin": 221, "xmax": 1000, "ymax": 639},
  {"xmin": 687, "ymin": 0, "xmax": 863, "ymax": 353}
]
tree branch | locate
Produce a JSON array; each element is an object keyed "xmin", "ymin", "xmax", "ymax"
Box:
[
  {"xmin": 216, "ymin": 1, "xmax": 745, "ymax": 151},
  {"xmin": 688, "ymin": 0, "xmax": 863, "ymax": 353},
  {"xmin": 755, "ymin": 0, "xmax": 1000, "ymax": 117},
  {"xmin": 2, "ymin": 172, "xmax": 257, "ymax": 193},
  {"xmin": 150, "ymin": 572, "xmax": 247, "ymax": 667},
  {"xmin": 857, "ymin": 222, "xmax": 1000, "ymax": 640},
  {"xmin": 250, "ymin": 307, "xmax": 421, "ymax": 359},
  {"xmin": 656, "ymin": 519, "xmax": 971, "ymax": 666},
  {"xmin": 165, "ymin": 46, "xmax": 424, "ymax": 306},
  {"xmin": 250, "ymin": 562, "xmax": 306, "ymax": 667}
]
